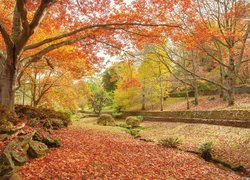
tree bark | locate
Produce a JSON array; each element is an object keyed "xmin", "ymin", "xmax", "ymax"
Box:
[
  {"xmin": 141, "ymin": 94, "xmax": 146, "ymax": 110},
  {"xmin": 226, "ymin": 54, "xmax": 236, "ymax": 106},
  {"xmin": 0, "ymin": 64, "xmax": 17, "ymax": 111}
]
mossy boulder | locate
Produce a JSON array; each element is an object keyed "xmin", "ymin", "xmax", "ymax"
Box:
[
  {"xmin": 11, "ymin": 146, "xmax": 29, "ymax": 165},
  {"xmin": 125, "ymin": 116, "xmax": 141, "ymax": 127},
  {"xmin": 0, "ymin": 153, "xmax": 15, "ymax": 177},
  {"xmin": 28, "ymin": 140, "xmax": 48, "ymax": 158},
  {"xmin": 97, "ymin": 114, "xmax": 115, "ymax": 126},
  {"xmin": 43, "ymin": 118, "xmax": 65, "ymax": 130},
  {"xmin": 33, "ymin": 132, "xmax": 61, "ymax": 148}
]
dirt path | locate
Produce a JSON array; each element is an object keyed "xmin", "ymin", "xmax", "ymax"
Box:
[{"xmin": 18, "ymin": 126, "xmax": 240, "ymax": 179}]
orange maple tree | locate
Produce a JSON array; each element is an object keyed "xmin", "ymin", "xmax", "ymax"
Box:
[{"xmin": 0, "ymin": 0, "xmax": 180, "ymax": 111}]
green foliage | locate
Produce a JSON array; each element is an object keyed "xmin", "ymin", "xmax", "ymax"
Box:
[
  {"xmin": 88, "ymin": 82, "xmax": 112, "ymax": 114},
  {"xmin": 71, "ymin": 113, "xmax": 87, "ymax": 121},
  {"xmin": 160, "ymin": 137, "xmax": 182, "ymax": 148},
  {"xmin": 112, "ymin": 112, "xmax": 123, "ymax": 119},
  {"xmin": 125, "ymin": 116, "xmax": 142, "ymax": 127},
  {"xmin": 126, "ymin": 128, "xmax": 141, "ymax": 138},
  {"xmin": 137, "ymin": 116, "xmax": 144, "ymax": 121},
  {"xmin": 97, "ymin": 114, "xmax": 115, "ymax": 126},
  {"xmin": 199, "ymin": 142, "xmax": 213, "ymax": 161},
  {"xmin": 102, "ymin": 66, "xmax": 118, "ymax": 92}
]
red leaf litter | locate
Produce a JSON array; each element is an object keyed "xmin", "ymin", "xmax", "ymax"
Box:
[{"xmin": 18, "ymin": 127, "xmax": 240, "ymax": 179}]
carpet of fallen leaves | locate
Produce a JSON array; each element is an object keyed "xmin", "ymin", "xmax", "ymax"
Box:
[
  {"xmin": 140, "ymin": 122, "xmax": 250, "ymax": 172},
  {"xmin": 18, "ymin": 126, "xmax": 241, "ymax": 179},
  {"xmin": 165, "ymin": 94, "xmax": 250, "ymax": 111}
]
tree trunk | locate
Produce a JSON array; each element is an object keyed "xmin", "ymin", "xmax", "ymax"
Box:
[
  {"xmin": 219, "ymin": 65, "xmax": 227, "ymax": 101},
  {"xmin": 0, "ymin": 65, "xmax": 16, "ymax": 111},
  {"xmin": 191, "ymin": 51, "xmax": 198, "ymax": 106},
  {"xmin": 194, "ymin": 85, "xmax": 199, "ymax": 106},
  {"xmin": 227, "ymin": 53, "xmax": 236, "ymax": 106},
  {"xmin": 159, "ymin": 63, "xmax": 164, "ymax": 111},
  {"xmin": 185, "ymin": 86, "xmax": 190, "ymax": 110},
  {"xmin": 141, "ymin": 94, "xmax": 145, "ymax": 110}
]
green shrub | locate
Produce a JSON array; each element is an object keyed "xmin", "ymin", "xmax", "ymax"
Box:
[
  {"xmin": 199, "ymin": 142, "xmax": 213, "ymax": 161},
  {"xmin": 126, "ymin": 128, "xmax": 141, "ymax": 138},
  {"xmin": 71, "ymin": 113, "xmax": 87, "ymax": 121},
  {"xmin": 137, "ymin": 116, "xmax": 144, "ymax": 121},
  {"xmin": 160, "ymin": 137, "xmax": 182, "ymax": 148},
  {"xmin": 97, "ymin": 114, "xmax": 115, "ymax": 126},
  {"xmin": 125, "ymin": 116, "xmax": 142, "ymax": 127},
  {"xmin": 112, "ymin": 112, "xmax": 123, "ymax": 119}
]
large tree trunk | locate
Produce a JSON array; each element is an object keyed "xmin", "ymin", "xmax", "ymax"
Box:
[{"xmin": 0, "ymin": 64, "xmax": 17, "ymax": 111}]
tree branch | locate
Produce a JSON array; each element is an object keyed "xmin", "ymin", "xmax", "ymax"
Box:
[
  {"xmin": 158, "ymin": 48, "xmax": 228, "ymax": 91},
  {"xmin": 16, "ymin": 0, "xmax": 29, "ymax": 32},
  {"xmin": 29, "ymin": 0, "xmax": 56, "ymax": 32},
  {"xmin": 22, "ymin": 34, "xmax": 89, "ymax": 64},
  {"xmin": 0, "ymin": 19, "xmax": 13, "ymax": 47},
  {"xmin": 24, "ymin": 22, "xmax": 179, "ymax": 51}
]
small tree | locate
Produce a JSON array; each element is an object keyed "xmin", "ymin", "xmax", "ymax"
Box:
[{"xmin": 89, "ymin": 86, "xmax": 111, "ymax": 115}]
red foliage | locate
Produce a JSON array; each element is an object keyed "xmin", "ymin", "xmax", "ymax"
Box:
[
  {"xmin": 18, "ymin": 127, "xmax": 240, "ymax": 179},
  {"xmin": 121, "ymin": 78, "xmax": 141, "ymax": 89}
]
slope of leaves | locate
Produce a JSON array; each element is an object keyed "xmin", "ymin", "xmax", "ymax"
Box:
[
  {"xmin": 17, "ymin": 125, "xmax": 240, "ymax": 179},
  {"xmin": 140, "ymin": 122, "xmax": 250, "ymax": 172}
]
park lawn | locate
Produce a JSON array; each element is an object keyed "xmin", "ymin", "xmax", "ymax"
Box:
[{"xmin": 18, "ymin": 118, "xmax": 241, "ymax": 179}]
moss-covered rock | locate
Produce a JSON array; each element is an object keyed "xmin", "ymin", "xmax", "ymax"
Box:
[
  {"xmin": 11, "ymin": 146, "xmax": 29, "ymax": 165},
  {"xmin": 43, "ymin": 118, "xmax": 65, "ymax": 130},
  {"xmin": 0, "ymin": 153, "xmax": 15, "ymax": 177},
  {"xmin": 15, "ymin": 105, "xmax": 71, "ymax": 127},
  {"xmin": 27, "ymin": 140, "xmax": 48, "ymax": 158},
  {"xmin": 33, "ymin": 132, "xmax": 61, "ymax": 148}
]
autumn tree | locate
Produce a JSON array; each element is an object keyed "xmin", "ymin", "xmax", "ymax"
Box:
[
  {"xmin": 0, "ymin": 0, "xmax": 179, "ymax": 112},
  {"xmin": 88, "ymin": 79, "xmax": 112, "ymax": 114},
  {"xmin": 168, "ymin": 0, "xmax": 250, "ymax": 106},
  {"xmin": 138, "ymin": 44, "xmax": 171, "ymax": 111}
]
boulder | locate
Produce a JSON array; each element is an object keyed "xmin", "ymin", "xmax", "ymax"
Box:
[
  {"xmin": 0, "ymin": 153, "xmax": 15, "ymax": 177},
  {"xmin": 27, "ymin": 140, "xmax": 48, "ymax": 158},
  {"xmin": 43, "ymin": 119, "xmax": 65, "ymax": 130},
  {"xmin": 3, "ymin": 140, "xmax": 29, "ymax": 166},
  {"xmin": 33, "ymin": 132, "xmax": 61, "ymax": 148},
  {"xmin": 0, "ymin": 134, "xmax": 10, "ymax": 141},
  {"xmin": 11, "ymin": 146, "xmax": 29, "ymax": 165}
]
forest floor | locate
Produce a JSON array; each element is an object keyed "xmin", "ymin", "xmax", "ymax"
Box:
[
  {"xmin": 127, "ymin": 94, "xmax": 250, "ymax": 111},
  {"xmin": 17, "ymin": 118, "xmax": 247, "ymax": 179}
]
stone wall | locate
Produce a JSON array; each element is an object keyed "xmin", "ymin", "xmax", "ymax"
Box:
[{"xmin": 122, "ymin": 110, "xmax": 250, "ymax": 128}]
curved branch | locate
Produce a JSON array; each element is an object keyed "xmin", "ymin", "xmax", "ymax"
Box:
[
  {"xmin": 24, "ymin": 22, "xmax": 179, "ymax": 51},
  {"xmin": 22, "ymin": 34, "xmax": 89, "ymax": 64},
  {"xmin": 16, "ymin": 0, "xmax": 29, "ymax": 31},
  {"xmin": 0, "ymin": 19, "xmax": 13, "ymax": 47}
]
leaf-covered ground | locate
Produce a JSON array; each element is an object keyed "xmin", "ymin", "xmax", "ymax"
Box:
[
  {"xmin": 140, "ymin": 122, "xmax": 250, "ymax": 172},
  {"xmin": 18, "ymin": 123, "xmax": 241, "ymax": 179},
  {"xmin": 127, "ymin": 94, "xmax": 250, "ymax": 111}
]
